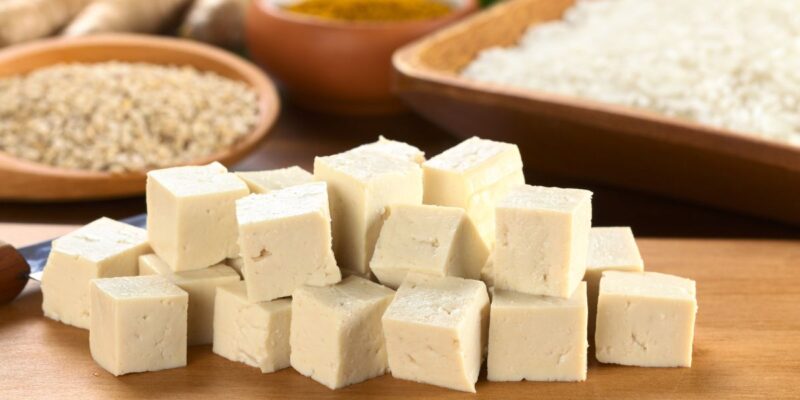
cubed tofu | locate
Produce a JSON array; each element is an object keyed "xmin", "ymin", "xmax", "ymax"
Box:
[
  {"xmin": 494, "ymin": 185, "xmax": 592, "ymax": 298},
  {"xmin": 488, "ymin": 282, "xmax": 588, "ymax": 382},
  {"xmin": 382, "ymin": 273, "xmax": 489, "ymax": 393},
  {"xmin": 480, "ymin": 251, "xmax": 494, "ymax": 287},
  {"xmin": 370, "ymin": 204, "xmax": 489, "ymax": 289},
  {"xmin": 226, "ymin": 257, "xmax": 245, "ymax": 276},
  {"xmin": 352, "ymin": 136, "xmax": 426, "ymax": 164},
  {"xmin": 41, "ymin": 217, "xmax": 150, "ymax": 329},
  {"xmin": 423, "ymin": 137, "xmax": 524, "ymax": 244},
  {"xmin": 89, "ymin": 275, "xmax": 188, "ymax": 376},
  {"xmin": 138, "ymin": 254, "xmax": 240, "ymax": 345},
  {"xmin": 236, "ymin": 182, "xmax": 341, "ymax": 302},
  {"xmin": 595, "ymin": 271, "xmax": 697, "ymax": 367},
  {"xmin": 585, "ymin": 227, "xmax": 644, "ymax": 338},
  {"xmin": 146, "ymin": 162, "xmax": 249, "ymax": 271},
  {"xmin": 213, "ymin": 281, "xmax": 291, "ymax": 373},
  {"xmin": 138, "ymin": 254, "xmax": 172, "ymax": 275},
  {"xmin": 235, "ymin": 166, "xmax": 314, "ymax": 194},
  {"xmin": 291, "ymin": 276, "xmax": 395, "ymax": 389},
  {"xmin": 314, "ymin": 149, "xmax": 423, "ymax": 277}
]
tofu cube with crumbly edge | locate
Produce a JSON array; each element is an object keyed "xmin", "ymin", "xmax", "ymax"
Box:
[
  {"xmin": 314, "ymin": 149, "xmax": 423, "ymax": 277},
  {"xmin": 138, "ymin": 254, "xmax": 241, "ymax": 345},
  {"xmin": 488, "ymin": 282, "xmax": 588, "ymax": 382},
  {"xmin": 494, "ymin": 185, "xmax": 592, "ymax": 298},
  {"xmin": 423, "ymin": 136, "xmax": 524, "ymax": 245},
  {"xmin": 382, "ymin": 273, "xmax": 489, "ymax": 393},
  {"xmin": 146, "ymin": 162, "xmax": 249, "ymax": 272},
  {"xmin": 213, "ymin": 281, "xmax": 291, "ymax": 373},
  {"xmin": 595, "ymin": 271, "xmax": 697, "ymax": 367},
  {"xmin": 370, "ymin": 204, "xmax": 489, "ymax": 289},
  {"xmin": 90, "ymin": 275, "xmax": 188, "ymax": 376},
  {"xmin": 586, "ymin": 227, "xmax": 644, "ymax": 338},
  {"xmin": 41, "ymin": 217, "xmax": 150, "ymax": 329},
  {"xmin": 291, "ymin": 276, "xmax": 395, "ymax": 389},
  {"xmin": 226, "ymin": 257, "xmax": 245, "ymax": 276},
  {"xmin": 236, "ymin": 182, "xmax": 341, "ymax": 302},
  {"xmin": 351, "ymin": 136, "xmax": 426, "ymax": 164},
  {"xmin": 235, "ymin": 166, "xmax": 314, "ymax": 194}
]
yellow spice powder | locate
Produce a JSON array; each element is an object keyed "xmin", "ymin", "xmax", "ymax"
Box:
[{"xmin": 286, "ymin": 0, "xmax": 452, "ymax": 22}]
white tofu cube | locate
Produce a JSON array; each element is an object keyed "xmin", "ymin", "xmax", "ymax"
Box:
[
  {"xmin": 488, "ymin": 282, "xmax": 588, "ymax": 382},
  {"xmin": 314, "ymin": 149, "xmax": 423, "ymax": 277},
  {"xmin": 41, "ymin": 217, "xmax": 150, "ymax": 329},
  {"xmin": 382, "ymin": 273, "xmax": 489, "ymax": 393},
  {"xmin": 89, "ymin": 275, "xmax": 188, "ymax": 376},
  {"xmin": 370, "ymin": 204, "xmax": 489, "ymax": 289},
  {"xmin": 423, "ymin": 136, "xmax": 524, "ymax": 244},
  {"xmin": 236, "ymin": 182, "xmax": 341, "ymax": 302},
  {"xmin": 147, "ymin": 162, "xmax": 249, "ymax": 271},
  {"xmin": 235, "ymin": 166, "xmax": 314, "ymax": 194},
  {"xmin": 138, "ymin": 254, "xmax": 240, "ymax": 345},
  {"xmin": 291, "ymin": 276, "xmax": 395, "ymax": 389},
  {"xmin": 352, "ymin": 136, "xmax": 425, "ymax": 164},
  {"xmin": 586, "ymin": 227, "xmax": 644, "ymax": 337},
  {"xmin": 595, "ymin": 271, "xmax": 697, "ymax": 367},
  {"xmin": 494, "ymin": 185, "xmax": 592, "ymax": 298},
  {"xmin": 213, "ymin": 281, "xmax": 291, "ymax": 373},
  {"xmin": 138, "ymin": 254, "xmax": 171, "ymax": 275}
]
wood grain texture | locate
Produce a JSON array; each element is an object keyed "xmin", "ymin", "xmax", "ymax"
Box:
[
  {"xmin": 0, "ymin": 34, "xmax": 280, "ymax": 201},
  {"xmin": 393, "ymin": 0, "xmax": 800, "ymax": 226},
  {"xmin": 1, "ymin": 238, "xmax": 798, "ymax": 399}
]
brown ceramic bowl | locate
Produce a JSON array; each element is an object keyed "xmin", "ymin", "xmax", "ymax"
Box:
[{"xmin": 245, "ymin": 0, "xmax": 477, "ymax": 114}]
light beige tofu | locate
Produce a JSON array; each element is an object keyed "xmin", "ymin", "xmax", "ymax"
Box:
[
  {"xmin": 370, "ymin": 204, "xmax": 488, "ymax": 289},
  {"xmin": 595, "ymin": 271, "xmax": 697, "ymax": 367},
  {"xmin": 146, "ymin": 162, "xmax": 249, "ymax": 272},
  {"xmin": 480, "ymin": 251, "xmax": 494, "ymax": 287},
  {"xmin": 226, "ymin": 257, "xmax": 245, "ymax": 276},
  {"xmin": 41, "ymin": 217, "xmax": 150, "ymax": 329},
  {"xmin": 138, "ymin": 254, "xmax": 172, "ymax": 275},
  {"xmin": 138, "ymin": 253, "xmax": 240, "ymax": 345},
  {"xmin": 90, "ymin": 275, "xmax": 188, "ymax": 376},
  {"xmin": 351, "ymin": 136, "xmax": 426, "ymax": 164},
  {"xmin": 423, "ymin": 136, "xmax": 524, "ymax": 244},
  {"xmin": 382, "ymin": 273, "xmax": 489, "ymax": 393},
  {"xmin": 213, "ymin": 281, "xmax": 291, "ymax": 373},
  {"xmin": 235, "ymin": 166, "xmax": 314, "ymax": 194},
  {"xmin": 291, "ymin": 276, "xmax": 395, "ymax": 389},
  {"xmin": 488, "ymin": 282, "xmax": 588, "ymax": 382},
  {"xmin": 236, "ymin": 182, "xmax": 341, "ymax": 302},
  {"xmin": 585, "ymin": 227, "xmax": 644, "ymax": 338},
  {"xmin": 494, "ymin": 185, "xmax": 592, "ymax": 298},
  {"xmin": 314, "ymin": 149, "xmax": 423, "ymax": 277}
]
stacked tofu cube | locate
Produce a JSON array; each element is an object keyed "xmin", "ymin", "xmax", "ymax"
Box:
[{"xmin": 39, "ymin": 135, "xmax": 697, "ymax": 391}]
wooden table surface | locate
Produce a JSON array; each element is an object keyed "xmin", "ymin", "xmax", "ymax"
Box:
[
  {"xmin": 2, "ymin": 235, "xmax": 798, "ymax": 399},
  {"xmin": 0, "ymin": 102, "xmax": 798, "ymax": 238}
]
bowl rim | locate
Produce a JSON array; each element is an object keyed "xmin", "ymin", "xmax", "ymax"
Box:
[
  {"xmin": 0, "ymin": 33, "xmax": 280, "ymax": 180},
  {"xmin": 254, "ymin": 0, "xmax": 478, "ymax": 30}
]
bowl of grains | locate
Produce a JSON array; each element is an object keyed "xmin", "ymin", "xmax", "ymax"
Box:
[
  {"xmin": 0, "ymin": 34, "xmax": 279, "ymax": 201},
  {"xmin": 394, "ymin": 0, "xmax": 800, "ymax": 225},
  {"xmin": 245, "ymin": 0, "xmax": 476, "ymax": 114}
]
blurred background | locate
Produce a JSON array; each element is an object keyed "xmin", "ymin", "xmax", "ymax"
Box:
[{"xmin": 1, "ymin": 0, "xmax": 799, "ymax": 239}]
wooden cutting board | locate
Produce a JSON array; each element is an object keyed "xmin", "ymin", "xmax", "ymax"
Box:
[{"xmin": 1, "ymin": 233, "xmax": 798, "ymax": 399}]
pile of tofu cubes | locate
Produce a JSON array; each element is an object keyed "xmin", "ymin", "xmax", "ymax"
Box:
[{"xmin": 40, "ymin": 136, "xmax": 698, "ymax": 392}]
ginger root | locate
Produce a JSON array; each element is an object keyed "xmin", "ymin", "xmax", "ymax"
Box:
[
  {"xmin": 63, "ymin": 0, "xmax": 192, "ymax": 36},
  {"xmin": 180, "ymin": 0, "xmax": 249, "ymax": 48},
  {"xmin": 0, "ymin": 0, "xmax": 90, "ymax": 46}
]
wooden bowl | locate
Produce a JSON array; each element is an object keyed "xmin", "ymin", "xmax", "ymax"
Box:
[
  {"xmin": 394, "ymin": 0, "xmax": 800, "ymax": 225},
  {"xmin": 245, "ymin": 0, "xmax": 477, "ymax": 115},
  {"xmin": 0, "ymin": 34, "xmax": 280, "ymax": 202}
]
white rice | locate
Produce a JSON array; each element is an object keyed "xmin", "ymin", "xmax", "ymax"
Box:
[{"xmin": 461, "ymin": 0, "xmax": 800, "ymax": 146}]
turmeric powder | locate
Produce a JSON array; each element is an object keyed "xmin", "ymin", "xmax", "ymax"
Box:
[{"xmin": 285, "ymin": 0, "xmax": 452, "ymax": 22}]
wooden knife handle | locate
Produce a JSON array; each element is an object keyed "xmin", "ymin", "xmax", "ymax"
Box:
[{"xmin": 0, "ymin": 240, "xmax": 31, "ymax": 304}]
